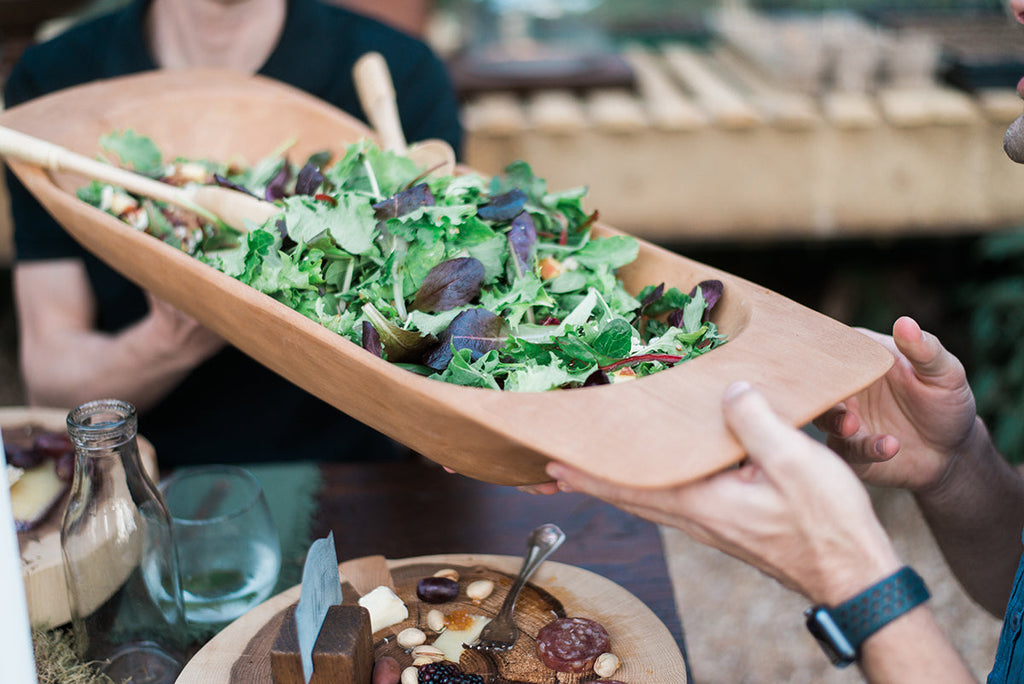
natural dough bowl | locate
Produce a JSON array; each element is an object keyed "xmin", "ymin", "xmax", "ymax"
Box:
[{"xmin": 0, "ymin": 68, "xmax": 893, "ymax": 488}]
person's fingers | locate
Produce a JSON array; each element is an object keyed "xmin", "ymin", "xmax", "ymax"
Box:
[
  {"xmin": 890, "ymin": 316, "xmax": 961, "ymax": 383},
  {"xmin": 544, "ymin": 461, "xmax": 717, "ymax": 531},
  {"xmin": 721, "ymin": 382, "xmax": 814, "ymax": 470},
  {"xmin": 518, "ymin": 481, "xmax": 560, "ymax": 496},
  {"xmin": 546, "ymin": 462, "xmax": 627, "ymax": 501},
  {"xmin": 826, "ymin": 431, "xmax": 900, "ymax": 465},
  {"xmin": 812, "ymin": 404, "xmax": 857, "ymax": 438}
]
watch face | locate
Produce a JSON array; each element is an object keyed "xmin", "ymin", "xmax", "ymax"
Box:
[{"xmin": 805, "ymin": 607, "xmax": 857, "ymax": 667}]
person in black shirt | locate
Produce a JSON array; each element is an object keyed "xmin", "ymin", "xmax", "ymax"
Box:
[{"xmin": 5, "ymin": 0, "xmax": 462, "ymax": 466}]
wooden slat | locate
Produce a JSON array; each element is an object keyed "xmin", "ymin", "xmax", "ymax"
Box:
[
  {"xmin": 586, "ymin": 89, "xmax": 649, "ymax": 134},
  {"xmin": 976, "ymin": 88, "xmax": 1024, "ymax": 124},
  {"xmin": 711, "ymin": 47, "xmax": 819, "ymax": 130},
  {"xmin": 622, "ymin": 48, "xmax": 707, "ymax": 131},
  {"xmin": 526, "ymin": 90, "xmax": 587, "ymax": 135},
  {"xmin": 660, "ymin": 43, "xmax": 761, "ymax": 129},
  {"xmin": 821, "ymin": 91, "xmax": 881, "ymax": 129},
  {"xmin": 461, "ymin": 92, "xmax": 527, "ymax": 136},
  {"xmin": 710, "ymin": 6, "xmax": 828, "ymax": 94},
  {"xmin": 877, "ymin": 87, "xmax": 981, "ymax": 128}
]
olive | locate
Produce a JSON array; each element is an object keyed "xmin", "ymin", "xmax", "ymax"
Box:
[
  {"xmin": 5, "ymin": 444, "xmax": 43, "ymax": 469},
  {"xmin": 33, "ymin": 431, "xmax": 73, "ymax": 460},
  {"xmin": 55, "ymin": 451, "xmax": 76, "ymax": 481},
  {"xmin": 416, "ymin": 576, "xmax": 458, "ymax": 604}
]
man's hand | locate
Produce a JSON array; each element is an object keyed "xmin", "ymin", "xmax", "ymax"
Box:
[
  {"xmin": 142, "ymin": 292, "xmax": 225, "ymax": 367},
  {"xmin": 813, "ymin": 316, "xmax": 978, "ymax": 493},
  {"xmin": 548, "ymin": 382, "xmax": 901, "ymax": 605}
]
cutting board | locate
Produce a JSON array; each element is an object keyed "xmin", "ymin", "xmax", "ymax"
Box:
[
  {"xmin": 0, "ymin": 68, "xmax": 895, "ymax": 489},
  {"xmin": 176, "ymin": 553, "xmax": 687, "ymax": 682},
  {"xmin": 3, "ymin": 406, "xmax": 159, "ymax": 628}
]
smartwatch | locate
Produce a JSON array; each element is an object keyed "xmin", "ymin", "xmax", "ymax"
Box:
[{"xmin": 804, "ymin": 566, "xmax": 930, "ymax": 667}]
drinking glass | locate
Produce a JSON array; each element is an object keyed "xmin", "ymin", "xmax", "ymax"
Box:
[{"xmin": 159, "ymin": 465, "xmax": 281, "ymax": 624}]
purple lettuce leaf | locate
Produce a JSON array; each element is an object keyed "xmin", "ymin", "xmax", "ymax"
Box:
[
  {"xmin": 477, "ymin": 188, "xmax": 527, "ymax": 222},
  {"xmin": 690, "ymin": 279, "xmax": 723, "ymax": 313},
  {"xmin": 639, "ymin": 283, "xmax": 665, "ymax": 315},
  {"xmin": 265, "ymin": 163, "xmax": 292, "ymax": 201},
  {"xmin": 295, "ymin": 162, "xmax": 325, "ymax": 196},
  {"xmin": 507, "ymin": 212, "xmax": 537, "ymax": 275},
  {"xmin": 213, "ymin": 174, "xmax": 258, "ymax": 197},
  {"xmin": 372, "ymin": 183, "xmax": 435, "ymax": 220},
  {"xmin": 422, "ymin": 308, "xmax": 508, "ymax": 371},
  {"xmin": 361, "ymin": 320, "xmax": 383, "ymax": 358},
  {"xmin": 411, "ymin": 257, "xmax": 486, "ymax": 313}
]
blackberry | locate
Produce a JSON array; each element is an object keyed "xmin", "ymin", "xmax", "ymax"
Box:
[{"xmin": 416, "ymin": 661, "xmax": 484, "ymax": 683}]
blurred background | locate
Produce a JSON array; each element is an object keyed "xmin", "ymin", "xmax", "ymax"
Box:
[{"xmin": 2, "ymin": 1, "xmax": 1024, "ymax": 681}]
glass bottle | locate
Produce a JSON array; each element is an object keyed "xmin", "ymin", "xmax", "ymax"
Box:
[{"xmin": 61, "ymin": 399, "xmax": 187, "ymax": 683}]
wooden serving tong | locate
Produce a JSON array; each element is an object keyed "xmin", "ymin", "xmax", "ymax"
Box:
[
  {"xmin": 352, "ymin": 51, "xmax": 456, "ymax": 177},
  {"xmin": 0, "ymin": 124, "xmax": 279, "ymax": 231}
]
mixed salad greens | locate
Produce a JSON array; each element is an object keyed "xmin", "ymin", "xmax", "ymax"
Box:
[{"xmin": 78, "ymin": 131, "xmax": 727, "ymax": 391}]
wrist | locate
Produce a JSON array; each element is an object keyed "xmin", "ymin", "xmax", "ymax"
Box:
[
  {"xmin": 806, "ymin": 566, "xmax": 931, "ymax": 667},
  {"xmin": 915, "ymin": 416, "xmax": 994, "ymax": 505},
  {"xmin": 812, "ymin": 521, "xmax": 903, "ymax": 606},
  {"xmin": 128, "ymin": 312, "xmax": 198, "ymax": 371}
]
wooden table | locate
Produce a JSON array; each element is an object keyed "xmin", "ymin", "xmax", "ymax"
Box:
[{"xmin": 310, "ymin": 455, "xmax": 690, "ymax": 672}]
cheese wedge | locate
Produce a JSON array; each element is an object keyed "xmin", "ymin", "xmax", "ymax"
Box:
[
  {"xmin": 358, "ymin": 585, "xmax": 408, "ymax": 633},
  {"xmin": 10, "ymin": 459, "xmax": 68, "ymax": 531}
]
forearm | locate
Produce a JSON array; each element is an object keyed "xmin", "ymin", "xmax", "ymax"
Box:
[
  {"xmin": 858, "ymin": 605, "xmax": 976, "ymax": 683},
  {"xmin": 22, "ymin": 313, "xmax": 201, "ymax": 412},
  {"xmin": 915, "ymin": 418, "xmax": 1024, "ymax": 617}
]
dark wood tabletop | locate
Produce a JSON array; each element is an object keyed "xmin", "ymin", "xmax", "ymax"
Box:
[{"xmin": 309, "ymin": 455, "xmax": 691, "ymax": 674}]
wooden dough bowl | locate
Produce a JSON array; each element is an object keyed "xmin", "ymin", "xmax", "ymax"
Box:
[
  {"xmin": 0, "ymin": 69, "xmax": 894, "ymax": 488},
  {"xmin": 3, "ymin": 406, "xmax": 159, "ymax": 628}
]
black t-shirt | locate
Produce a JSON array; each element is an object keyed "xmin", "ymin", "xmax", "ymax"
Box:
[{"xmin": 5, "ymin": 0, "xmax": 463, "ymax": 466}]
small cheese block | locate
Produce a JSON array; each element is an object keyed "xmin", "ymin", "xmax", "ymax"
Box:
[
  {"xmin": 271, "ymin": 604, "xmax": 373, "ymax": 684},
  {"xmin": 358, "ymin": 585, "xmax": 407, "ymax": 633},
  {"xmin": 10, "ymin": 459, "xmax": 68, "ymax": 531}
]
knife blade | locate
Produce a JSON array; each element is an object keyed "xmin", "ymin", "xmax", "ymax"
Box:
[{"xmin": 294, "ymin": 531, "xmax": 344, "ymax": 683}]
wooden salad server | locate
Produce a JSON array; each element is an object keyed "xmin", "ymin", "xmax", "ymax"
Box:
[
  {"xmin": 353, "ymin": 51, "xmax": 457, "ymax": 176},
  {"xmin": 0, "ymin": 124, "xmax": 278, "ymax": 231}
]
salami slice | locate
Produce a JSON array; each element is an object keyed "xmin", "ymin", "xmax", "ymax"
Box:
[{"xmin": 535, "ymin": 617, "xmax": 611, "ymax": 673}]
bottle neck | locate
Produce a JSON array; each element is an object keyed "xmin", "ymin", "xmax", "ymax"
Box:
[{"xmin": 67, "ymin": 399, "xmax": 139, "ymax": 451}]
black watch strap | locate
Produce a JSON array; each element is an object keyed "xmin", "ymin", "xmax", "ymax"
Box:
[{"xmin": 805, "ymin": 566, "xmax": 931, "ymax": 667}]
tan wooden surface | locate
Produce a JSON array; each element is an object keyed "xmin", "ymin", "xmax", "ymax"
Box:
[
  {"xmin": 0, "ymin": 68, "xmax": 893, "ymax": 489},
  {"xmin": 176, "ymin": 553, "xmax": 687, "ymax": 683},
  {"xmin": 462, "ymin": 43, "xmax": 1024, "ymax": 241},
  {"xmin": 4, "ymin": 406, "xmax": 159, "ymax": 629}
]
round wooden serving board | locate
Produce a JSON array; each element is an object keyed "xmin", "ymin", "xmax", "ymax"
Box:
[
  {"xmin": 3, "ymin": 406, "xmax": 159, "ymax": 629},
  {"xmin": 177, "ymin": 553, "xmax": 687, "ymax": 683}
]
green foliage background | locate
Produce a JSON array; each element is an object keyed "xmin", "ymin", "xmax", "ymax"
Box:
[{"xmin": 961, "ymin": 227, "xmax": 1024, "ymax": 463}]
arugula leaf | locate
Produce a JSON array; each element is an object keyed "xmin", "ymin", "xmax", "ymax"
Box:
[
  {"xmin": 573, "ymin": 236, "xmax": 639, "ymax": 271},
  {"xmin": 100, "ymin": 130, "xmax": 163, "ymax": 176}
]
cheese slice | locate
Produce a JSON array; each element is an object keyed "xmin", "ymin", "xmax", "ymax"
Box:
[{"xmin": 432, "ymin": 614, "xmax": 490, "ymax": 663}]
